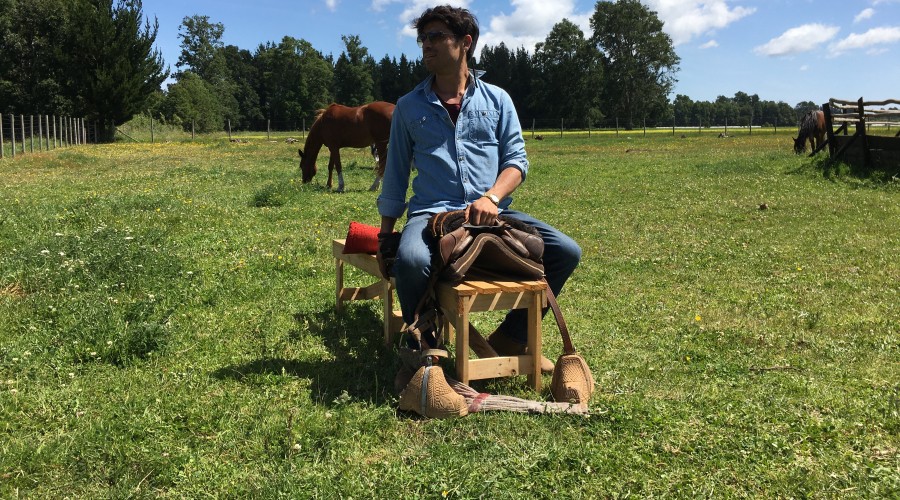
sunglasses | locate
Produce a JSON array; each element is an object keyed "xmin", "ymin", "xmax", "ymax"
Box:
[{"xmin": 416, "ymin": 31, "xmax": 456, "ymax": 47}]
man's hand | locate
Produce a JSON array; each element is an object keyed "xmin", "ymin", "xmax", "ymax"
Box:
[
  {"xmin": 465, "ymin": 196, "xmax": 499, "ymax": 226},
  {"xmin": 376, "ymin": 232, "xmax": 400, "ymax": 279}
]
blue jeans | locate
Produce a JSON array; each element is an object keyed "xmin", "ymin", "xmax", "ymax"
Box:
[{"xmin": 393, "ymin": 210, "xmax": 582, "ymax": 347}]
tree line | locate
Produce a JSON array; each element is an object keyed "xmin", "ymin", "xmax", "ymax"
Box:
[{"xmin": 1, "ymin": 0, "xmax": 819, "ymax": 142}]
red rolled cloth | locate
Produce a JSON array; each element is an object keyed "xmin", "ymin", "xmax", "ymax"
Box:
[{"xmin": 342, "ymin": 221, "xmax": 380, "ymax": 254}]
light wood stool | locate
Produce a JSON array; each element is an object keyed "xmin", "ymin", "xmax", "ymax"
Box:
[{"xmin": 435, "ymin": 280, "xmax": 547, "ymax": 391}]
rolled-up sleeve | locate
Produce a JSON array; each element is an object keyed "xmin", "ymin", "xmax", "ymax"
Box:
[
  {"xmin": 497, "ymin": 90, "xmax": 528, "ymax": 181},
  {"xmin": 377, "ymin": 104, "xmax": 412, "ymax": 219}
]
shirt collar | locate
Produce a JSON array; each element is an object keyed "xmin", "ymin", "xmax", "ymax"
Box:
[{"xmin": 419, "ymin": 69, "xmax": 482, "ymax": 100}]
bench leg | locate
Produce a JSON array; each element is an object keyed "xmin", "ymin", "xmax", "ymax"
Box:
[
  {"xmin": 454, "ymin": 297, "xmax": 471, "ymax": 385},
  {"xmin": 527, "ymin": 291, "xmax": 542, "ymax": 392},
  {"xmin": 335, "ymin": 257, "xmax": 344, "ymax": 312},
  {"xmin": 382, "ymin": 279, "xmax": 393, "ymax": 344}
]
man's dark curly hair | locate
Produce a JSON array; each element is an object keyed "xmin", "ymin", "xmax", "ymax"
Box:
[{"xmin": 413, "ymin": 5, "xmax": 479, "ymax": 59}]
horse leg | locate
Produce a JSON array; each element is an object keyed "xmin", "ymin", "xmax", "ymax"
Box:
[
  {"xmin": 369, "ymin": 142, "xmax": 387, "ymax": 191},
  {"xmin": 326, "ymin": 154, "xmax": 334, "ymax": 190},
  {"xmin": 334, "ymin": 151, "xmax": 345, "ymax": 193}
]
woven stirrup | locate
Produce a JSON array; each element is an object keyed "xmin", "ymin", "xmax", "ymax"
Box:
[{"xmin": 398, "ymin": 364, "xmax": 468, "ymax": 419}]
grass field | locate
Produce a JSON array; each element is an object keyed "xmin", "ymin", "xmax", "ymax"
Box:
[{"xmin": 1, "ymin": 131, "xmax": 897, "ymax": 497}]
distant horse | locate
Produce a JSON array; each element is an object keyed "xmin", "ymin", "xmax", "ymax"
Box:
[
  {"xmin": 299, "ymin": 101, "xmax": 395, "ymax": 192},
  {"xmin": 793, "ymin": 110, "xmax": 826, "ymax": 154}
]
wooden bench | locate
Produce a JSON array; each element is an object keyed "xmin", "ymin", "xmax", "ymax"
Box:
[
  {"xmin": 333, "ymin": 238, "xmax": 546, "ymax": 391},
  {"xmin": 333, "ymin": 239, "xmax": 403, "ymax": 344}
]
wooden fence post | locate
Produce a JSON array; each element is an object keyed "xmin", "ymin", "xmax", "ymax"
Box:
[
  {"xmin": 267, "ymin": 119, "xmax": 270, "ymax": 140},
  {"xmin": 82, "ymin": 118, "xmax": 86, "ymax": 144},
  {"xmin": 150, "ymin": 116, "xmax": 154, "ymax": 143},
  {"xmin": 191, "ymin": 120, "xmax": 195, "ymax": 140},
  {"xmin": 643, "ymin": 118, "xmax": 646, "ymax": 137},
  {"xmin": 9, "ymin": 114, "xmax": 14, "ymax": 158},
  {"xmin": 560, "ymin": 118, "xmax": 563, "ymax": 138},
  {"xmin": 227, "ymin": 119, "xmax": 232, "ymax": 141},
  {"xmin": 53, "ymin": 115, "xmax": 57, "ymax": 148},
  {"xmin": 615, "ymin": 117, "xmax": 619, "ymax": 137},
  {"xmin": 20, "ymin": 115, "xmax": 26, "ymax": 154},
  {"xmin": 0, "ymin": 113, "xmax": 4, "ymax": 159},
  {"xmin": 531, "ymin": 118, "xmax": 535, "ymax": 139},
  {"xmin": 38, "ymin": 115, "xmax": 43, "ymax": 151}
]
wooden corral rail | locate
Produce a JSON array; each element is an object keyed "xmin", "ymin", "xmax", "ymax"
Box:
[{"xmin": 822, "ymin": 97, "xmax": 900, "ymax": 168}]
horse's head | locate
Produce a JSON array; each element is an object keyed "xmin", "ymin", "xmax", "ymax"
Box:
[
  {"xmin": 298, "ymin": 148, "xmax": 316, "ymax": 183},
  {"xmin": 792, "ymin": 136, "xmax": 805, "ymax": 154}
]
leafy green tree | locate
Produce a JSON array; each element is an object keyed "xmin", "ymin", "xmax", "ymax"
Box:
[
  {"xmin": 672, "ymin": 94, "xmax": 693, "ymax": 126},
  {"xmin": 176, "ymin": 15, "xmax": 225, "ymax": 80},
  {"xmin": 0, "ymin": 0, "xmax": 72, "ymax": 114},
  {"xmin": 590, "ymin": 0, "xmax": 679, "ymax": 129},
  {"xmin": 163, "ymin": 71, "xmax": 221, "ymax": 132},
  {"xmin": 221, "ymin": 45, "xmax": 263, "ymax": 129},
  {"xmin": 531, "ymin": 19, "xmax": 603, "ymax": 127},
  {"xmin": 66, "ymin": 0, "xmax": 168, "ymax": 142},
  {"xmin": 256, "ymin": 36, "xmax": 333, "ymax": 129},
  {"xmin": 333, "ymin": 35, "xmax": 375, "ymax": 105},
  {"xmin": 479, "ymin": 43, "xmax": 514, "ymax": 92}
]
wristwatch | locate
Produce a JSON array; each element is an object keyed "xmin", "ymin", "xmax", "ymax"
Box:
[{"xmin": 482, "ymin": 192, "xmax": 500, "ymax": 206}]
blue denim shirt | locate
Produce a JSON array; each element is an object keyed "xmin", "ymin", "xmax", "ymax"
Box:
[{"xmin": 377, "ymin": 71, "xmax": 529, "ymax": 219}]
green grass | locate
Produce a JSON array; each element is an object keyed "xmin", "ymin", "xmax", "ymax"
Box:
[{"xmin": 1, "ymin": 132, "xmax": 897, "ymax": 497}]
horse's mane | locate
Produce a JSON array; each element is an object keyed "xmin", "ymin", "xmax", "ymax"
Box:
[{"xmin": 797, "ymin": 110, "xmax": 818, "ymax": 140}]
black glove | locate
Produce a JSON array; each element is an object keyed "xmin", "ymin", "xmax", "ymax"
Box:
[{"xmin": 376, "ymin": 232, "xmax": 401, "ymax": 278}]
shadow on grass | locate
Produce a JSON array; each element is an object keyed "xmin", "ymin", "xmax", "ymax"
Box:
[{"xmin": 212, "ymin": 304, "xmax": 399, "ymax": 408}]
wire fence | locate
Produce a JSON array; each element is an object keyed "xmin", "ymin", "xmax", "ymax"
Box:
[{"xmin": 0, "ymin": 114, "xmax": 90, "ymax": 159}]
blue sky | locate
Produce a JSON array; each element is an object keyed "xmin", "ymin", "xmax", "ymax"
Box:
[{"xmin": 141, "ymin": 0, "xmax": 900, "ymax": 106}]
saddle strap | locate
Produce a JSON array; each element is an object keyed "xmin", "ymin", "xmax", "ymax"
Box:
[{"xmin": 544, "ymin": 282, "xmax": 576, "ymax": 356}]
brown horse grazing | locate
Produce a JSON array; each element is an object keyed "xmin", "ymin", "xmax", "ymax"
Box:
[
  {"xmin": 299, "ymin": 101, "xmax": 395, "ymax": 192},
  {"xmin": 793, "ymin": 110, "xmax": 826, "ymax": 154}
]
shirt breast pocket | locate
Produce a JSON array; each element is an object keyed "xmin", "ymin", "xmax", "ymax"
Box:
[
  {"xmin": 407, "ymin": 113, "xmax": 445, "ymax": 152},
  {"xmin": 468, "ymin": 109, "xmax": 500, "ymax": 143}
]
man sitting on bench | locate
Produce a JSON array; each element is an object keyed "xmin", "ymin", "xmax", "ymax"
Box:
[{"xmin": 376, "ymin": 5, "xmax": 581, "ymax": 418}]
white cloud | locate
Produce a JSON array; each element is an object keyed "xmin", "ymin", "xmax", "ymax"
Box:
[
  {"xmin": 831, "ymin": 26, "xmax": 900, "ymax": 53},
  {"xmin": 326, "ymin": 0, "xmax": 338, "ymax": 12},
  {"xmin": 699, "ymin": 39, "xmax": 718, "ymax": 49},
  {"xmin": 371, "ymin": 0, "xmax": 473, "ymax": 39},
  {"xmin": 854, "ymin": 8, "xmax": 875, "ymax": 23},
  {"xmin": 478, "ymin": 0, "xmax": 592, "ymax": 53},
  {"xmin": 753, "ymin": 23, "xmax": 840, "ymax": 57},
  {"xmin": 645, "ymin": 0, "xmax": 756, "ymax": 46}
]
